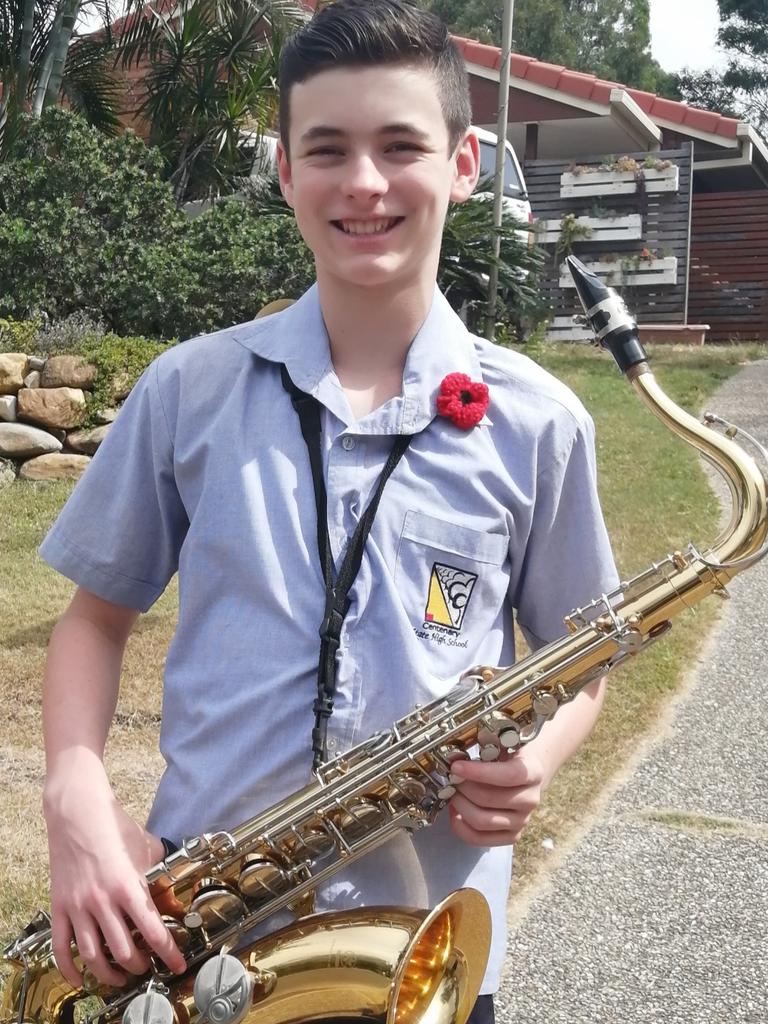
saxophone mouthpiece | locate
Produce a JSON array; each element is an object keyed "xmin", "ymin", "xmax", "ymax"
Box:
[{"xmin": 566, "ymin": 255, "xmax": 648, "ymax": 375}]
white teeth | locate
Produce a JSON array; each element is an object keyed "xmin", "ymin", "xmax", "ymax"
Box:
[{"xmin": 339, "ymin": 218, "xmax": 398, "ymax": 235}]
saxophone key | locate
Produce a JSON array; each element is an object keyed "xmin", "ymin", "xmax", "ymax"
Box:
[
  {"xmin": 336, "ymin": 797, "xmax": 387, "ymax": 839},
  {"xmin": 188, "ymin": 881, "xmax": 247, "ymax": 935},
  {"xmin": 238, "ymin": 856, "xmax": 290, "ymax": 901},
  {"xmin": 183, "ymin": 910, "xmax": 204, "ymax": 931},
  {"xmin": 434, "ymin": 743, "xmax": 469, "ymax": 772},
  {"xmin": 479, "ymin": 720, "xmax": 507, "ymax": 761},
  {"xmin": 431, "ymin": 744, "xmax": 470, "ymax": 799},
  {"xmin": 122, "ymin": 990, "xmax": 175, "ymax": 1024},
  {"xmin": 497, "ymin": 722, "xmax": 521, "ymax": 751},
  {"xmin": 532, "ymin": 690, "xmax": 558, "ymax": 718},
  {"xmin": 390, "ymin": 772, "xmax": 429, "ymax": 804},
  {"xmin": 161, "ymin": 918, "xmax": 192, "ymax": 953},
  {"xmin": 477, "ymin": 712, "xmax": 519, "ymax": 751},
  {"xmin": 193, "ymin": 953, "xmax": 254, "ymax": 1024},
  {"xmin": 294, "ymin": 824, "xmax": 336, "ymax": 861}
]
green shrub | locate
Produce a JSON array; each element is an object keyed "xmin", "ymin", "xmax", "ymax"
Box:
[
  {"xmin": 0, "ymin": 108, "xmax": 191, "ymax": 337},
  {"xmin": 0, "ymin": 316, "xmax": 42, "ymax": 353},
  {"xmin": 439, "ymin": 198, "xmax": 544, "ymax": 336},
  {"xmin": 78, "ymin": 333, "xmax": 174, "ymax": 422},
  {"xmin": 176, "ymin": 199, "xmax": 315, "ymax": 338}
]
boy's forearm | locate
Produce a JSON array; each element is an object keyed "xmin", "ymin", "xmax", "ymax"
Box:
[
  {"xmin": 42, "ymin": 610, "xmax": 127, "ymax": 798},
  {"xmin": 522, "ymin": 675, "xmax": 607, "ymax": 790}
]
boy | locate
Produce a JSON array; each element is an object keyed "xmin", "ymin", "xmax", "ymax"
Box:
[{"xmin": 39, "ymin": 2, "xmax": 617, "ymax": 1019}]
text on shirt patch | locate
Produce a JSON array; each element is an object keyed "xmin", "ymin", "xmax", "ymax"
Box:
[{"xmin": 414, "ymin": 562, "xmax": 478, "ymax": 648}]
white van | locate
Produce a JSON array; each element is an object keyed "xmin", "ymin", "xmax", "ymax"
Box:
[{"xmin": 471, "ymin": 125, "xmax": 532, "ymax": 231}]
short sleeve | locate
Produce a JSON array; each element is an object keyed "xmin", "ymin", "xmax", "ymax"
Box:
[
  {"xmin": 38, "ymin": 359, "xmax": 188, "ymax": 611},
  {"xmin": 511, "ymin": 411, "xmax": 618, "ymax": 650}
]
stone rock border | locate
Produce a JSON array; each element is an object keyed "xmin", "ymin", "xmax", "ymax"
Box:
[{"xmin": 0, "ymin": 353, "xmax": 116, "ymax": 485}]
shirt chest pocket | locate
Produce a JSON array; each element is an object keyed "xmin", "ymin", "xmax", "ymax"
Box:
[{"xmin": 394, "ymin": 510, "xmax": 509, "ymax": 657}]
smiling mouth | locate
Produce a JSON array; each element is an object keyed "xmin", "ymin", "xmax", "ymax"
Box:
[{"xmin": 332, "ymin": 217, "xmax": 404, "ymax": 235}]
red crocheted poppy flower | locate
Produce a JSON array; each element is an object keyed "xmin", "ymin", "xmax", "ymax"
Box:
[{"xmin": 436, "ymin": 372, "xmax": 489, "ymax": 429}]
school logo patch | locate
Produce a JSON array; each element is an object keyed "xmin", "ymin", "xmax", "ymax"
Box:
[{"xmin": 424, "ymin": 562, "xmax": 478, "ymax": 632}]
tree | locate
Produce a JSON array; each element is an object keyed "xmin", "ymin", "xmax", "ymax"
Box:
[
  {"xmin": 0, "ymin": 106, "xmax": 193, "ymax": 334},
  {"xmin": 673, "ymin": 1, "xmax": 768, "ymax": 132},
  {"xmin": 674, "ymin": 67, "xmax": 743, "ymax": 120},
  {"xmin": 718, "ymin": 0, "xmax": 768, "ymax": 129},
  {"xmin": 0, "ymin": 0, "xmax": 122, "ymax": 156},
  {"xmin": 114, "ymin": 0, "xmax": 307, "ymax": 203},
  {"xmin": 418, "ymin": 0, "xmax": 679, "ymax": 98}
]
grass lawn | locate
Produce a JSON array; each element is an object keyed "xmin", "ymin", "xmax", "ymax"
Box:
[{"xmin": 0, "ymin": 342, "xmax": 763, "ymax": 942}]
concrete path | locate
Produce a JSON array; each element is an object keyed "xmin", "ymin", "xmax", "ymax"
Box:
[{"xmin": 498, "ymin": 360, "xmax": 768, "ymax": 1024}]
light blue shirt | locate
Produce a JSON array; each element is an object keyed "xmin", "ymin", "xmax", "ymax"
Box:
[{"xmin": 40, "ymin": 284, "xmax": 618, "ymax": 992}]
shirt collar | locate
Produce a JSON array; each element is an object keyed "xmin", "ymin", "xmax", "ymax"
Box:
[{"xmin": 230, "ymin": 283, "xmax": 488, "ymax": 435}]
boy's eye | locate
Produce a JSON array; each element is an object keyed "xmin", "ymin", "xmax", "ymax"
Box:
[
  {"xmin": 388, "ymin": 142, "xmax": 421, "ymax": 152},
  {"xmin": 306, "ymin": 147, "xmax": 343, "ymax": 157}
]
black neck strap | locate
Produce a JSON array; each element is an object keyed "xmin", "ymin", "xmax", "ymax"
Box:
[{"xmin": 280, "ymin": 365, "xmax": 412, "ymax": 769}]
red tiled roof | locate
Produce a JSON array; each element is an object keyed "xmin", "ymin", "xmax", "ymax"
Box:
[{"xmin": 453, "ymin": 36, "xmax": 741, "ymax": 141}]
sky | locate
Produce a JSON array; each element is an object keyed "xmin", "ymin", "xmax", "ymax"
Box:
[{"xmin": 648, "ymin": 0, "xmax": 726, "ymax": 73}]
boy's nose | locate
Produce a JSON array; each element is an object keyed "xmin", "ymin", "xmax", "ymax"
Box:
[{"xmin": 342, "ymin": 154, "xmax": 389, "ymax": 198}]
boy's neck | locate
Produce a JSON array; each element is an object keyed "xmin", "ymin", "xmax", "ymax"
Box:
[{"xmin": 317, "ymin": 272, "xmax": 435, "ymax": 420}]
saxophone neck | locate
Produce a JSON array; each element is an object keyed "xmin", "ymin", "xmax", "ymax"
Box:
[
  {"xmin": 630, "ymin": 367, "xmax": 768, "ymax": 574},
  {"xmin": 567, "ymin": 255, "xmax": 768, "ymax": 578}
]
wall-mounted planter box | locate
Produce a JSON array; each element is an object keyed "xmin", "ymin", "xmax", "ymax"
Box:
[
  {"xmin": 559, "ymin": 256, "xmax": 678, "ymax": 288},
  {"xmin": 560, "ymin": 164, "xmax": 679, "ymax": 198},
  {"xmin": 539, "ymin": 214, "xmax": 643, "ymax": 245},
  {"xmin": 546, "ymin": 317, "xmax": 595, "ymax": 343}
]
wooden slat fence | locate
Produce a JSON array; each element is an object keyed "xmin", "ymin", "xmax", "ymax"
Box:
[
  {"xmin": 524, "ymin": 145, "xmax": 693, "ymax": 341},
  {"xmin": 689, "ymin": 191, "xmax": 768, "ymax": 342}
]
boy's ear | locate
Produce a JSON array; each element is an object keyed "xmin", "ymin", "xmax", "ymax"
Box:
[
  {"xmin": 277, "ymin": 139, "xmax": 295, "ymax": 209},
  {"xmin": 449, "ymin": 130, "xmax": 481, "ymax": 205}
]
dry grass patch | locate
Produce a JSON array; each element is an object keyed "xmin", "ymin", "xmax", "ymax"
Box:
[{"xmin": 0, "ymin": 482, "xmax": 176, "ymax": 938}]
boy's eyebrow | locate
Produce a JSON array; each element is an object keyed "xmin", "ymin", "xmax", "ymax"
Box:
[
  {"xmin": 300, "ymin": 126, "xmax": 345, "ymax": 143},
  {"xmin": 379, "ymin": 123, "xmax": 430, "ymax": 139},
  {"xmin": 299, "ymin": 123, "xmax": 430, "ymax": 143}
]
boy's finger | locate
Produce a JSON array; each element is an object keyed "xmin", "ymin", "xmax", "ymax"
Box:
[
  {"xmin": 450, "ymin": 752, "xmax": 532, "ymax": 787},
  {"xmin": 99, "ymin": 908, "xmax": 152, "ymax": 978},
  {"xmin": 128, "ymin": 891, "xmax": 186, "ymax": 974},
  {"xmin": 450, "ymin": 791, "xmax": 516, "ymax": 833},
  {"xmin": 450, "ymin": 778, "xmax": 529, "ymax": 810},
  {"xmin": 51, "ymin": 914, "xmax": 82, "ymax": 990},
  {"xmin": 448, "ymin": 806, "xmax": 516, "ymax": 848},
  {"xmin": 71, "ymin": 912, "xmax": 127, "ymax": 988}
]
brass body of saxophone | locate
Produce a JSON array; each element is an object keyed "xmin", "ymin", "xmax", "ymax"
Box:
[{"xmin": 3, "ymin": 257, "xmax": 767, "ymax": 1024}]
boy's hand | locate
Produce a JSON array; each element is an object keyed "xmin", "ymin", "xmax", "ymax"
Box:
[
  {"xmin": 447, "ymin": 748, "xmax": 545, "ymax": 847},
  {"xmin": 44, "ymin": 775, "xmax": 186, "ymax": 989}
]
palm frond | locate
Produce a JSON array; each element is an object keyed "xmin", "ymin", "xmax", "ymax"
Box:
[{"xmin": 61, "ymin": 33, "xmax": 121, "ymax": 133}]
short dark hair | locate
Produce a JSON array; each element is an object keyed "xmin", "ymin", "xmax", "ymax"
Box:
[{"xmin": 278, "ymin": 0, "xmax": 472, "ymax": 155}]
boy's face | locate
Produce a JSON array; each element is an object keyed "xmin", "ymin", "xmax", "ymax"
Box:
[{"xmin": 278, "ymin": 64, "xmax": 479, "ymax": 294}]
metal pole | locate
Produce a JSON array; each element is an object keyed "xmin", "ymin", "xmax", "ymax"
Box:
[{"xmin": 485, "ymin": 0, "xmax": 515, "ymax": 341}]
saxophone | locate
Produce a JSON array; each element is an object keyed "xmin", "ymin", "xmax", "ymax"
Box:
[{"xmin": 3, "ymin": 256, "xmax": 767, "ymax": 1024}]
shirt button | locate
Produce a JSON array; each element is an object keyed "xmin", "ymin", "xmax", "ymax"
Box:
[
  {"xmin": 327, "ymin": 738, "xmax": 337, "ymax": 750},
  {"xmin": 342, "ymin": 436, "xmax": 356, "ymax": 451}
]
